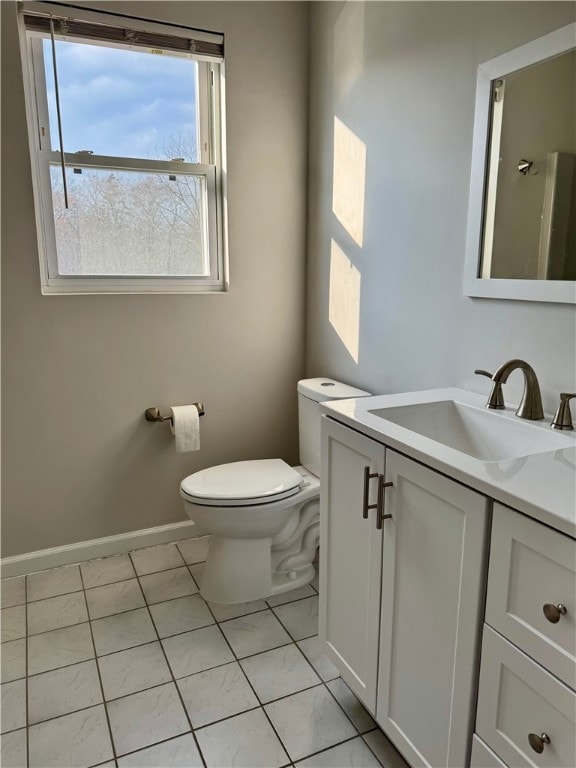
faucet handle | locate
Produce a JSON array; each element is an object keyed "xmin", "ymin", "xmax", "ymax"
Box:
[
  {"xmin": 551, "ymin": 393, "xmax": 576, "ymax": 431},
  {"xmin": 475, "ymin": 369, "xmax": 505, "ymax": 409}
]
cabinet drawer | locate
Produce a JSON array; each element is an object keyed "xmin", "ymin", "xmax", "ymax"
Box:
[
  {"xmin": 486, "ymin": 504, "xmax": 575, "ymax": 688},
  {"xmin": 477, "ymin": 626, "xmax": 576, "ymax": 768},
  {"xmin": 470, "ymin": 735, "xmax": 507, "ymax": 768}
]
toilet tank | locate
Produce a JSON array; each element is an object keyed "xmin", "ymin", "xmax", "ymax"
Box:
[{"xmin": 297, "ymin": 378, "xmax": 371, "ymax": 477}]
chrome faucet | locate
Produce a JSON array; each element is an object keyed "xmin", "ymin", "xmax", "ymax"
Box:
[{"xmin": 489, "ymin": 359, "xmax": 544, "ymax": 420}]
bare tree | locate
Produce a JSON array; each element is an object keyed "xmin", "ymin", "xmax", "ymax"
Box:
[{"xmin": 51, "ymin": 131, "xmax": 207, "ymax": 276}]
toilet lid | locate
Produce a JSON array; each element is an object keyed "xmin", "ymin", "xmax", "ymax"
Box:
[{"xmin": 180, "ymin": 459, "xmax": 303, "ymax": 506}]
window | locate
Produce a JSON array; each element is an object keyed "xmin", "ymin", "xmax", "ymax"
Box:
[{"xmin": 19, "ymin": 3, "xmax": 227, "ymax": 293}]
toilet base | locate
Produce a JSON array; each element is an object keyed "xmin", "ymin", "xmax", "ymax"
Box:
[
  {"xmin": 199, "ymin": 535, "xmax": 316, "ymax": 604},
  {"xmin": 270, "ymin": 563, "xmax": 315, "ymax": 596}
]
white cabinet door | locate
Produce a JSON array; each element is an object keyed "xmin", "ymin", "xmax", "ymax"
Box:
[
  {"xmin": 319, "ymin": 416, "xmax": 384, "ymax": 712},
  {"xmin": 376, "ymin": 450, "xmax": 490, "ymax": 768}
]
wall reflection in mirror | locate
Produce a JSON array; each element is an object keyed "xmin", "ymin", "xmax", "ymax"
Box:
[{"xmin": 481, "ymin": 49, "xmax": 576, "ymax": 282}]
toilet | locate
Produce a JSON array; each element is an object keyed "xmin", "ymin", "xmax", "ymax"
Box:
[{"xmin": 180, "ymin": 378, "xmax": 370, "ymax": 604}]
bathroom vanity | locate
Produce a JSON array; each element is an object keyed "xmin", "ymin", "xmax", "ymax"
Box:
[{"xmin": 318, "ymin": 389, "xmax": 576, "ymax": 768}]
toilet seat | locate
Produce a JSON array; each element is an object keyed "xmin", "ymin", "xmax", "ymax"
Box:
[{"xmin": 180, "ymin": 459, "xmax": 303, "ymax": 507}]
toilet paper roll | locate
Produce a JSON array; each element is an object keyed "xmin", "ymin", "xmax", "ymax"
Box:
[{"xmin": 170, "ymin": 405, "xmax": 200, "ymax": 453}]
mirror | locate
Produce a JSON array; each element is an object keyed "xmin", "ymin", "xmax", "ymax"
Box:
[
  {"xmin": 483, "ymin": 50, "xmax": 575, "ymax": 282},
  {"xmin": 464, "ymin": 23, "xmax": 576, "ymax": 303}
]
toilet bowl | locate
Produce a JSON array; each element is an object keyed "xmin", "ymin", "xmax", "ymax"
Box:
[
  {"xmin": 180, "ymin": 379, "xmax": 370, "ymax": 604},
  {"xmin": 181, "ymin": 460, "xmax": 320, "ymax": 603}
]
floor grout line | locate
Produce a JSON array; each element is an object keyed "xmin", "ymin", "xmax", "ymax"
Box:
[
  {"xmin": 78, "ymin": 567, "xmax": 118, "ymax": 766},
  {"xmin": 184, "ymin": 560, "xmax": 381, "ymax": 766},
  {"xmin": 22, "ymin": 618, "xmax": 93, "ymax": 642},
  {"xmin": 127, "ymin": 550, "xmax": 207, "ymax": 768},
  {"xmin": 266, "ymin": 594, "xmax": 316, "ymax": 645},
  {"xmin": 26, "ymin": 653, "xmax": 98, "ymax": 680},
  {"xmin": 247, "ymin": 679, "xmax": 326, "ymax": 711},
  {"xmin": 292, "ymin": 731, "xmax": 386, "ymax": 766},
  {"xmin": 21, "ymin": 584, "xmax": 318, "ymax": 643},
  {"xmin": 264, "ymin": 587, "xmax": 319, "ymax": 610},
  {"xmin": 9, "ymin": 539, "xmax": 390, "ymax": 768},
  {"xmin": 23, "ymin": 701, "xmax": 109, "ymax": 733},
  {"xmin": 110, "ymin": 730, "xmax": 202, "ymax": 765},
  {"xmin": 25, "ymin": 586, "xmax": 85, "ymax": 605},
  {"xmin": 321, "ymin": 678, "xmax": 376, "ymax": 736},
  {"xmin": 21, "ymin": 639, "xmax": 332, "ymax": 724},
  {"xmin": 198, "ymin": 595, "xmax": 296, "ymax": 765},
  {"xmin": 188, "ymin": 702, "xmax": 263, "ymax": 733}
]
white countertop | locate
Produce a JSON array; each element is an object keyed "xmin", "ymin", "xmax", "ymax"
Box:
[{"xmin": 321, "ymin": 388, "xmax": 576, "ymax": 538}]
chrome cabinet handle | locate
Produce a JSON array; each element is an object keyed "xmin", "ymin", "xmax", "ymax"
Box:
[
  {"xmin": 528, "ymin": 732, "xmax": 550, "ymax": 754},
  {"xmin": 376, "ymin": 476, "xmax": 393, "ymax": 530},
  {"xmin": 543, "ymin": 603, "xmax": 567, "ymax": 623},
  {"xmin": 362, "ymin": 466, "xmax": 379, "ymax": 519}
]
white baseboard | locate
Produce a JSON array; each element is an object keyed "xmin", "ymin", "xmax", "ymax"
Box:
[{"xmin": 1, "ymin": 520, "xmax": 204, "ymax": 579}]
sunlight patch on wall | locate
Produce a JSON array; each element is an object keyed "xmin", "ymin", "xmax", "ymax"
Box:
[
  {"xmin": 332, "ymin": 117, "xmax": 366, "ymax": 247},
  {"xmin": 329, "ymin": 239, "xmax": 361, "ymax": 363}
]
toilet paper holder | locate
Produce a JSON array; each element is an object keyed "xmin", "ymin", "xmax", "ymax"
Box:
[{"xmin": 145, "ymin": 403, "xmax": 205, "ymax": 425}]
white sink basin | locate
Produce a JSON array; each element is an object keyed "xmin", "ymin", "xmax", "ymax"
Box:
[{"xmin": 368, "ymin": 400, "xmax": 573, "ymax": 462}]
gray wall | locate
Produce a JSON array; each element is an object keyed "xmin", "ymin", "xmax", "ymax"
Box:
[
  {"xmin": 306, "ymin": 2, "xmax": 576, "ymax": 410},
  {"xmin": 1, "ymin": 1, "xmax": 310, "ymax": 557},
  {"xmin": 4, "ymin": 1, "xmax": 576, "ymax": 559}
]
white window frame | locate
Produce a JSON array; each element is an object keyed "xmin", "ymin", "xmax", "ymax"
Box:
[{"xmin": 18, "ymin": 3, "xmax": 229, "ymax": 295}]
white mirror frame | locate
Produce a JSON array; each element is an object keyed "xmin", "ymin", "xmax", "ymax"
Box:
[{"xmin": 463, "ymin": 23, "xmax": 576, "ymax": 304}]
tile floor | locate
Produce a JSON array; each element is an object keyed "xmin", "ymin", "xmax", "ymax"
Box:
[{"xmin": 1, "ymin": 537, "xmax": 408, "ymax": 768}]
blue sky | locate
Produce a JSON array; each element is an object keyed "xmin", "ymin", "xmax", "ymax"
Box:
[{"xmin": 44, "ymin": 39, "xmax": 199, "ymax": 161}]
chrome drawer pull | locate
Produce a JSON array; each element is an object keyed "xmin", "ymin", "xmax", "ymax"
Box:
[
  {"xmin": 528, "ymin": 732, "xmax": 550, "ymax": 754},
  {"xmin": 362, "ymin": 466, "xmax": 379, "ymax": 519},
  {"xmin": 543, "ymin": 603, "xmax": 567, "ymax": 623},
  {"xmin": 376, "ymin": 476, "xmax": 393, "ymax": 530}
]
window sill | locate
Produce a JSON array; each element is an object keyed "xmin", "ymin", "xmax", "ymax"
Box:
[{"xmin": 40, "ymin": 277, "xmax": 229, "ymax": 295}]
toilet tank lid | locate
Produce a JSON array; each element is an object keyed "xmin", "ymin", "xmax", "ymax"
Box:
[{"xmin": 297, "ymin": 378, "xmax": 371, "ymax": 402}]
